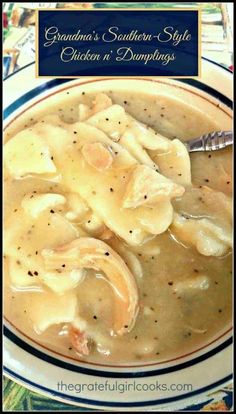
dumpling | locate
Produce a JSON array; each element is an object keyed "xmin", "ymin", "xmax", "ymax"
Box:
[
  {"xmin": 21, "ymin": 193, "xmax": 66, "ymax": 218},
  {"xmin": 40, "ymin": 269, "xmax": 85, "ymax": 294},
  {"xmin": 136, "ymin": 200, "xmax": 173, "ymax": 234},
  {"xmin": 120, "ymin": 129, "xmax": 159, "ymax": 169},
  {"xmin": 173, "ymin": 275, "xmax": 210, "ymax": 294},
  {"xmin": 126, "ymin": 114, "xmax": 170, "ymax": 151},
  {"xmin": 33, "ymin": 122, "xmax": 70, "ymax": 157},
  {"xmin": 150, "ymin": 139, "xmax": 191, "ymax": 185},
  {"xmin": 78, "ymin": 103, "xmax": 92, "ymax": 121},
  {"xmin": 4, "ymin": 129, "xmax": 56, "ymax": 178},
  {"xmin": 91, "ymin": 93, "xmax": 112, "ymax": 114},
  {"xmin": 8, "ymin": 257, "xmax": 41, "ymax": 289},
  {"xmin": 28, "ymin": 291, "xmax": 78, "ymax": 333},
  {"xmin": 77, "ymin": 93, "xmax": 112, "ymax": 121},
  {"xmin": 86, "ymin": 104, "xmax": 128, "ymax": 141},
  {"xmin": 171, "ymin": 213, "xmax": 232, "ymax": 256},
  {"xmin": 64, "ymin": 192, "xmax": 89, "ymax": 221},
  {"xmin": 122, "ymin": 165, "xmax": 185, "ymax": 209}
]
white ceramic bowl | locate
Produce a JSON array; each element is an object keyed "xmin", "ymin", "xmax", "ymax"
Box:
[{"xmin": 3, "ymin": 59, "xmax": 233, "ymax": 411}]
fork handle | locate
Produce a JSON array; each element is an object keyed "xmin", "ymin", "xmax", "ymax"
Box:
[{"xmin": 186, "ymin": 131, "xmax": 233, "ymax": 152}]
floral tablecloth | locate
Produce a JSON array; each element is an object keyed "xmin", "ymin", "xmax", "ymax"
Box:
[
  {"xmin": 3, "ymin": 2, "xmax": 233, "ymax": 411},
  {"xmin": 3, "ymin": 377, "xmax": 233, "ymax": 411}
]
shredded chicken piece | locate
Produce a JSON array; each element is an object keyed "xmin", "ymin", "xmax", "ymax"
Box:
[
  {"xmin": 42, "ymin": 237, "xmax": 139, "ymax": 335},
  {"xmin": 70, "ymin": 326, "xmax": 90, "ymax": 355},
  {"xmin": 82, "ymin": 142, "xmax": 113, "ymax": 171}
]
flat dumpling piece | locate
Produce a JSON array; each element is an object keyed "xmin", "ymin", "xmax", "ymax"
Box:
[
  {"xmin": 4, "ymin": 129, "xmax": 56, "ymax": 177},
  {"xmin": 78, "ymin": 103, "xmax": 92, "ymax": 121},
  {"xmin": 173, "ymin": 185, "xmax": 232, "ymax": 228},
  {"xmin": 171, "ymin": 213, "xmax": 232, "ymax": 256},
  {"xmin": 4, "ymin": 209, "xmax": 80, "ymax": 289},
  {"xmin": 8, "ymin": 257, "xmax": 41, "ymax": 289},
  {"xmin": 120, "ymin": 129, "xmax": 159, "ymax": 169},
  {"xmin": 28, "ymin": 291, "xmax": 78, "ymax": 333},
  {"xmin": 136, "ymin": 200, "xmax": 173, "ymax": 234},
  {"xmin": 123, "ymin": 165, "xmax": 185, "ymax": 209},
  {"xmin": 151, "ymin": 139, "xmax": 191, "ymax": 185},
  {"xmin": 33, "ymin": 122, "xmax": 70, "ymax": 156},
  {"xmin": 62, "ymin": 154, "xmax": 169, "ymax": 245},
  {"xmin": 81, "ymin": 212, "xmax": 105, "ymax": 237},
  {"xmin": 65, "ymin": 192, "xmax": 89, "ymax": 221},
  {"xmin": 92, "ymin": 93, "xmax": 112, "ymax": 114},
  {"xmin": 40, "ymin": 269, "xmax": 85, "ymax": 294},
  {"xmin": 126, "ymin": 115, "xmax": 170, "ymax": 151},
  {"xmin": 77, "ymin": 94, "xmax": 112, "ymax": 121},
  {"xmin": 21, "ymin": 193, "xmax": 66, "ymax": 218},
  {"xmin": 173, "ymin": 275, "xmax": 210, "ymax": 294},
  {"xmin": 86, "ymin": 104, "xmax": 128, "ymax": 141}
]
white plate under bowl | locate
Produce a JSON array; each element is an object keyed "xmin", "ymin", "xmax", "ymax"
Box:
[{"xmin": 3, "ymin": 59, "xmax": 233, "ymax": 411}]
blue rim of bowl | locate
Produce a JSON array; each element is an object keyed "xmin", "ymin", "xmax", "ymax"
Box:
[{"xmin": 3, "ymin": 60, "xmax": 233, "ymax": 408}]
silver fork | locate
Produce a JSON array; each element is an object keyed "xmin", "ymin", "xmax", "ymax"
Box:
[{"xmin": 185, "ymin": 131, "xmax": 233, "ymax": 153}]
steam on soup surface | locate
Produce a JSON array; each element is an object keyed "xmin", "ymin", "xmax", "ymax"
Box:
[{"xmin": 4, "ymin": 86, "xmax": 232, "ymax": 364}]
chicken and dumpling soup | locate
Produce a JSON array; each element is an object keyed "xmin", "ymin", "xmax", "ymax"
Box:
[{"xmin": 4, "ymin": 84, "xmax": 232, "ymax": 364}]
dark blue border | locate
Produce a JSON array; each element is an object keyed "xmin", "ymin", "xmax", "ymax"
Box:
[
  {"xmin": 3, "ymin": 59, "xmax": 233, "ymax": 407},
  {"xmin": 3, "ymin": 366, "xmax": 232, "ymax": 408},
  {"xmin": 180, "ymin": 79, "xmax": 232, "ymax": 109}
]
